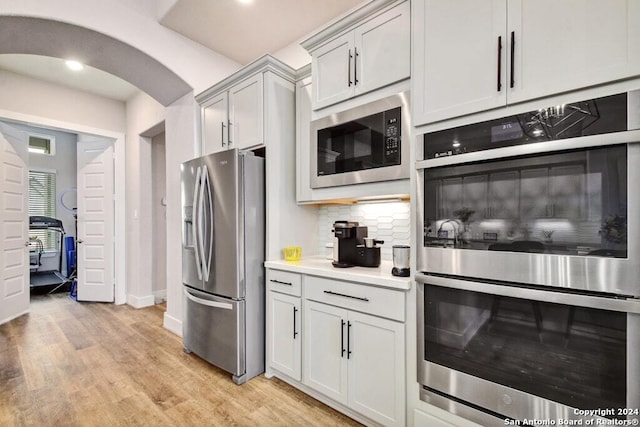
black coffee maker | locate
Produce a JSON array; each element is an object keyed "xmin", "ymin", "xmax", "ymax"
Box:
[{"xmin": 332, "ymin": 221, "xmax": 383, "ymax": 268}]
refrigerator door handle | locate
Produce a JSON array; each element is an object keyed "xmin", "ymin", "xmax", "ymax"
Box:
[
  {"xmin": 192, "ymin": 166, "xmax": 203, "ymax": 280},
  {"xmin": 202, "ymin": 165, "xmax": 214, "ymax": 282},
  {"xmin": 185, "ymin": 289, "xmax": 233, "ymax": 310},
  {"xmin": 197, "ymin": 165, "xmax": 207, "ymax": 280}
]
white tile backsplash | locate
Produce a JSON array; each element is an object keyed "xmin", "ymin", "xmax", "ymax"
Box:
[{"xmin": 318, "ymin": 201, "xmax": 410, "ymax": 261}]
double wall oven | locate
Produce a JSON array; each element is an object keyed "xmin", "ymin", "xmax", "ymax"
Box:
[{"xmin": 416, "ymin": 90, "xmax": 640, "ymax": 425}]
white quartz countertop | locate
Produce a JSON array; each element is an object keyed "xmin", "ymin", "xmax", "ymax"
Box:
[{"xmin": 265, "ymin": 256, "xmax": 411, "ymax": 291}]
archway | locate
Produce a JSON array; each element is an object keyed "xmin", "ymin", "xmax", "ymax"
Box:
[{"xmin": 0, "ymin": 16, "xmax": 192, "ymax": 106}]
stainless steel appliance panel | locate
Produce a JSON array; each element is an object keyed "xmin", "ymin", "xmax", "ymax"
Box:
[
  {"xmin": 184, "ymin": 287, "xmax": 244, "ymax": 376},
  {"xmin": 417, "ymin": 140, "xmax": 640, "ymax": 298},
  {"xmin": 201, "ymin": 149, "xmax": 242, "ymax": 299},
  {"xmin": 310, "ymin": 91, "xmax": 410, "ymax": 188},
  {"xmin": 416, "ymin": 274, "xmax": 640, "ymax": 424}
]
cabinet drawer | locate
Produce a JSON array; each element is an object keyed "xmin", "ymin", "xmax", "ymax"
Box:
[
  {"xmin": 267, "ymin": 270, "xmax": 301, "ymax": 297},
  {"xmin": 305, "ymin": 276, "xmax": 404, "ymax": 322}
]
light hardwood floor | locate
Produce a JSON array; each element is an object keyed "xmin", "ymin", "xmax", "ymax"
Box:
[{"xmin": 0, "ymin": 292, "xmax": 361, "ymax": 426}]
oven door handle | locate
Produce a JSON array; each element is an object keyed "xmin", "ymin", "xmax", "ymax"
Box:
[{"xmin": 415, "ymin": 273, "xmax": 640, "ymax": 314}]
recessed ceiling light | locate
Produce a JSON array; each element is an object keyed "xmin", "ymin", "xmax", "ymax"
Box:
[
  {"xmin": 237, "ymin": 0, "xmax": 253, "ymax": 4},
  {"xmin": 65, "ymin": 60, "xmax": 84, "ymax": 71}
]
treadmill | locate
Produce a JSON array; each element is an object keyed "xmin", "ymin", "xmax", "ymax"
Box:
[{"xmin": 29, "ymin": 216, "xmax": 69, "ymax": 292}]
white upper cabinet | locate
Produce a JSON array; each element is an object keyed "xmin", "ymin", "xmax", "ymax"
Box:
[
  {"xmin": 313, "ymin": 34, "xmax": 355, "ymax": 109},
  {"xmin": 353, "ymin": 1, "xmax": 410, "ymax": 97},
  {"xmin": 509, "ymin": 0, "xmax": 640, "ymax": 104},
  {"xmin": 201, "ymin": 74, "xmax": 263, "ymax": 154},
  {"xmin": 201, "ymin": 92, "xmax": 228, "ymax": 154},
  {"xmin": 412, "ymin": 0, "xmax": 640, "ymax": 126},
  {"xmin": 303, "ymin": 0, "xmax": 410, "ymax": 111},
  {"xmin": 197, "ymin": 55, "xmax": 294, "ymax": 156},
  {"xmin": 228, "ymin": 73, "xmax": 264, "ymax": 151},
  {"xmin": 413, "ymin": 0, "xmax": 507, "ymax": 125}
]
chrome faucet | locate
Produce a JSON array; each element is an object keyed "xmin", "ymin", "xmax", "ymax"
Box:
[{"xmin": 437, "ymin": 219, "xmax": 462, "ymax": 247}]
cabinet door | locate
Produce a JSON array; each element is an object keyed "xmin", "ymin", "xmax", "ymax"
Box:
[
  {"xmin": 268, "ymin": 292, "xmax": 301, "ymax": 381},
  {"xmin": 303, "ymin": 300, "xmax": 348, "ymax": 405},
  {"xmin": 228, "ymin": 73, "xmax": 263, "ymax": 150},
  {"xmin": 202, "ymin": 92, "xmax": 228, "ymax": 155},
  {"xmin": 347, "ymin": 311, "xmax": 405, "ymax": 427},
  {"xmin": 520, "ymin": 168, "xmax": 549, "ymax": 219},
  {"xmin": 354, "ymin": 1, "xmax": 410, "ymax": 96},
  {"xmin": 488, "ymin": 171, "xmax": 519, "ymax": 218},
  {"xmin": 412, "ymin": 0, "xmax": 507, "ymax": 125},
  {"xmin": 312, "ymin": 33, "xmax": 355, "ymax": 109},
  {"xmin": 508, "ymin": 0, "xmax": 640, "ymax": 104}
]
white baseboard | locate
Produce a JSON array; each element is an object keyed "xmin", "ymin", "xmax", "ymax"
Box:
[
  {"xmin": 163, "ymin": 312, "xmax": 182, "ymax": 337},
  {"xmin": 153, "ymin": 289, "xmax": 167, "ymax": 304},
  {"xmin": 127, "ymin": 293, "xmax": 155, "ymax": 308},
  {"xmin": 0, "ymin": 308, "xmax": 29, "ymax": 326}
]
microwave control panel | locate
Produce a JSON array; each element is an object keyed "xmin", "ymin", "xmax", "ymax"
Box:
[{"xmin": 384, "ymin": 108, "xmax": 401, "ymax": 165}]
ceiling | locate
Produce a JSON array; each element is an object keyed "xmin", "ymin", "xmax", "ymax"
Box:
[
  {"xmin": 160, "ymin": 0, "xmax": 363, "ymax": 65},
  {"xmin": 0, "ymin": 0, "xmax": 363, "ymax": 102}
]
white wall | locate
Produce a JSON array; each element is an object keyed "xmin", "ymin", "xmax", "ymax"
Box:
[
  {"xmin": 163, "ymin": 92, "xmax": 198, "ymax": 335},
  {"xmin": 272, "ymin": 42, "xmax": 311, "ymax": 70},
  {"xmin": 0, "ymin": 69, "xmax": 126, "ymax": 132},
  {"xmin": 125, "ymin": 91, "xmax": 166, "ymax": 308}
]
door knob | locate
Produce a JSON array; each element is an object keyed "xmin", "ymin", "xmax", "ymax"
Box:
[
  {"xmin": 25, "ymin": 241, "xmax": 30, "ymax": 247},
  {"xmin": 77, "ymin": 239, "xmax": 84, "ymax": 244}
]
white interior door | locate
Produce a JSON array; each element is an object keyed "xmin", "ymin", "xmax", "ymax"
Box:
[
  {"xmin": 0, "ymin": 122, "xmax": 29, "ymax": 325},
  {"xmin": 77, "ymin": 136, "xmax": 114, "ymax": 302}
]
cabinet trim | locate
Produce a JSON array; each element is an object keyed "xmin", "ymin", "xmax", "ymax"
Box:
[
  {"xmin": 196, "ymin": 54, "xmax": 295, "ymax": 102},
  {"xmin": 301, "ymin": 0, "xmax": 405, "ymax": 52}
]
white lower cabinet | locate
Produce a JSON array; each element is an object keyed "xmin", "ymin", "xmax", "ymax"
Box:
[
  {"xmin": 303, "ymin": 299, "xmax": 405, "ymax": 427},
  {"xmin": 265, "ymin": 267, "xmax": 407, "ymax": 426},
  {"xmin": 268, "ymin": 292, "xmax": 301, "ymax": 381}
]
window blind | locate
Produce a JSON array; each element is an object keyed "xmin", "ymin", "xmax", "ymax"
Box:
[{"xmin": 29, "ymin": 170, "xmax": 57, "ymax": 250}]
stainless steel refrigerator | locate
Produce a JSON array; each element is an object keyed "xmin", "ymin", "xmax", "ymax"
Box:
[{"xmin": 181, "ymin": 149, "xmax": 264, "ymax": 384}]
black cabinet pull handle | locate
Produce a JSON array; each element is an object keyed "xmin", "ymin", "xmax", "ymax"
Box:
[
  {"xmin": 293, "ymin": 306, "xmax": 298, "ymax": 339},
  {"xmin": 510, "ymin": 31, "xmax": 515, "ymax": 89},
  {"xmin": 221, "ymin": 122, "xmax": 226, "ymax": 146},
  {"xmin": 348, "ymin": 49, "xmax": 353, "ymax": 87},
  {"xmin": 341, "ymin": 319, "xmax": 346, "ymax": 357},
  {"xmin": 323, "ymin": 290, "xmax": 369, "ymax": 302},
  {"xmin": 270, "ymin": 279, "xmax": 292, "ymax": 286},
  {"xmin": 497, "ymin": 36, "xmax": 502, "ymax": 92},
  {"xmin": 347, "ymin": 321, "xmax": 352, "ymax": 359},
  {"xmin": 354, "ymin": 47, "xmax": 359, "ymax": 85}
]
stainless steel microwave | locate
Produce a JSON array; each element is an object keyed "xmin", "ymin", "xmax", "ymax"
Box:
[{"xmin": 310, "ymin": 92, "xmax": 410, "ymax": 188}]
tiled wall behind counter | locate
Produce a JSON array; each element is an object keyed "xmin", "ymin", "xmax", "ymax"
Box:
[{"xmin": 318, "ymin": 201, "xmax": 410, "ymax": 261}]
